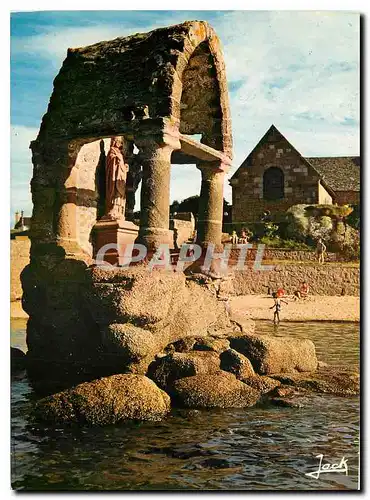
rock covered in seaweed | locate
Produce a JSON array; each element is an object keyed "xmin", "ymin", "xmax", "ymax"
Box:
[
  {"xmin": 270, "ymin": 366, "xmax": 359, "ymax": 396},
  {"xmin": 220, "ymin": 348, "xmax": 255, "ymax": 379},
  {"xmin": 170, "ymin": 372, "xmax": 261, "ymax": 409},
  {"xmin": 241, "ymin": 375, "xmax": 281, "ymax": 394},
  {"xmin": 148, "ymin": 351, "xmax": 221, "ymax": 391}
]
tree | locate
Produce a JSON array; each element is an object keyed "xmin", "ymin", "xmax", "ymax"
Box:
[
  {"xmin": 170, "ymin": 195, "xmax": 232, "ymax": 222},
  {"xmin": 171, "ymin": 196, "xmax": 199, "ymax": 216},
  {"xmin": 346, "ymin": 204, "xmax": 360, "ymax": 230},
  {"xmin": 170, "ymin": 199, "xmax": 180, "ymax": 215}
]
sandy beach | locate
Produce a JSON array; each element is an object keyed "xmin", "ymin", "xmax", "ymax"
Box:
[
  {"xmin": 230, "ymin": 295, "xmax": 360, "ymax": 322},
  {"xmin": 11, "ymin": 301, "xmax": 28, "ymax": 319},
  {"xmin": 11, "ymin": 295, "xmax": 360, "ymax": 323}
]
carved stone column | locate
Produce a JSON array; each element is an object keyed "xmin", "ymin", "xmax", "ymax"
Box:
[
  {"xmin": 135, "ymin": 132, "xmax": 181, "ymax": 250},
  {"xmin": 196, "ymin": 161, "xmax": 230, "ymax": 248},
  {"xmin": 29, "ymin": 139, "xmax": 83, "ymax": 255},
  {"xmin": 56, "ymin": 166, "xmax": 77, "ymax": 240},
  {"xmin": 125, "ymin": 155, "xmax": 142, "ymax": 222},
  {"xmin": 30, "ymin": 184, "xmax": 56, "ymax": 244}
]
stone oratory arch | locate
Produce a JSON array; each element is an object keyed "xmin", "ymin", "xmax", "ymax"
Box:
[
  {"xmin": 22, "ymin": 21, "xmax": 236, "ymax": 386},
  {"xmin": 30, "ymin": 21, "xmax": 233, "ymax": 263}
]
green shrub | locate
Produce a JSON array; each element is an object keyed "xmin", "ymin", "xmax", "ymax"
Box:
[
  {"xmin": 259, "ymin": 236, "xmax": 311, "ymax": 250},
  {"xmin": 346, "ymin": 204, "xmax": 360, "ymax": 230}
]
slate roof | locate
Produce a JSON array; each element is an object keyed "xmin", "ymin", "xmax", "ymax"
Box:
[
  {"xmin": 230, "ymin": 125, "xmax": 360, "ymax": 194},
  {"xmin": 306, "ymin": 156, "xmax": 360, "ymax": 192}
]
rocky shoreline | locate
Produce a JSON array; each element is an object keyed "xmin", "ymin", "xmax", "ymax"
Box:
[
  {"xmin": 12, "ymin": 329, "xmax": 359, "ymax": 426},
  {"xmin": 13, "ymin": 268, "xmax": 359, "ymax": 426}
]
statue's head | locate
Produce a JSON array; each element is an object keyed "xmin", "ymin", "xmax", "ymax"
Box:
[{"xmin": 110, "ymin": 136, "xmax": 123, "ymax": 148}]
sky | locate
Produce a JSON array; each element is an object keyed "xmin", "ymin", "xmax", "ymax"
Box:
[{"xmin": 10, "ymin": 10, "xmax": 360, "ymax": 223}]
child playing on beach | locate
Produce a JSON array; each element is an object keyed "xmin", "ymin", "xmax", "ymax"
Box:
[{"xmin": 270, "ymin": 296, "xmax": 288, "ymax": 324}]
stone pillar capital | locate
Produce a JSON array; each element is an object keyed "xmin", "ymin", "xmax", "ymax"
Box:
[
  {"xmin": 196, "ymin": 158, "xmax": 231, "ymax": 176},
  {"xmin": 134, "ymin": 124, "xmax": 181, "ymax": 156}
]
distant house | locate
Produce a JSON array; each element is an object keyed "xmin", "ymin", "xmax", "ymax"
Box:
[
  {"xmin": 230, "ymin": 125, "xmax": 360, "ymax": 224},
  {"xmin": 305, "ymin": 156, "xmax": 360, "ymax": 206},
  {"xmin": 11, "ymin": 211, "xmax": 32, "ymax": 238}
]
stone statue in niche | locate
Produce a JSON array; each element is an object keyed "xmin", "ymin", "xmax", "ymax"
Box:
[{"xmin": 105, "ymin": 136, "xmax": 128, "ymax": 220}]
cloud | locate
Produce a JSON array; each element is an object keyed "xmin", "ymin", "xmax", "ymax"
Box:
[
  {"xmin": 12, "ymin": 26, "xmax": 139, "ymax": 68},
  {"xmin": 10, "ymin": 12, "xmax": 191, "ymax": 68},
  {"xmin": 10, "ymin": 125, "xmax": 38, "ymax": 222},
  {"xmin": 212, "ymin": 11, "xmax": 360, "ymax": 181}
]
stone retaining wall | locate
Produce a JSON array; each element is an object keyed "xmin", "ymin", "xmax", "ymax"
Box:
[
  {"xmin": 230, "ymin": 264, "xmax": 360, "ymax": 296},
  {"xmin": 229, "ymin": 247, "xmax": 345, "ymax": 263},
  {"xmin": 10, "ymin": 237, "xmax": 31, "ymax": 301},
  {"xmin": 170, "ymin": 215, "xmax": 195, "ymax": 248}
]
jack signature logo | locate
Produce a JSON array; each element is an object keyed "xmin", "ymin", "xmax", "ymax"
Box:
[{"xmin": 305, "ymin": 454, "xmax": 348, "ymax": 479}]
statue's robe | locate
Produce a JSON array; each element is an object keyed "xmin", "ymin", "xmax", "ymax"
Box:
[{"xmin": 105, "ymin": 142, "xmax": 128, "ymax": 219}]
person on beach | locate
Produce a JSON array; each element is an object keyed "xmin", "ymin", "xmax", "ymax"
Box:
[
  {"xmin": 300, "ymin": 281, "xmax": 309, "ymax": 298},
  {"xmin": 231, "ymin": 230, "xmax": 238, "ymax": 245},
  {"xmin": 294, "ymin": 281, "xmax": 310, "ymax": 300},
  {"xmin": 270, "ymin": 296, "xmax": 288, "ymax": 324},
  {"xmin": 239, "ymin": 228, "xmax": 248, "ymax": 244},
  {"xmin": 271, "ymin": 287, "xmax": 285, "ymax": 299},
  {"xmin": 316, "ymin": 237, "xmax": 327, "ymax": 264}
]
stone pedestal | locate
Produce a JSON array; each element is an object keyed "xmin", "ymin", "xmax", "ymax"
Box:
[{"xmin": 93, "ymin": 217, "xmax": 139, "ymax": 266}]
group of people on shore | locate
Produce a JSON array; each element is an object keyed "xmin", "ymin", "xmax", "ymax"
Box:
[{"xmin": 231, "ymin": 228, "xmax": 249, "ymax": 245}]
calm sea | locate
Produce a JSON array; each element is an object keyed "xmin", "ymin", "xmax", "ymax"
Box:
[{"xmin": 11, "ymin": 319, "xmax": 360, "ymax": 491}]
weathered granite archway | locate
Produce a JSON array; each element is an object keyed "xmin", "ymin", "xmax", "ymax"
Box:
[
  {"xmin": 29, "ymin": 20, "xmax": 232, "ymax": 259},
  {"xmin": 22, "ymin": 21, "xmax": 234, "ymax": 385}
]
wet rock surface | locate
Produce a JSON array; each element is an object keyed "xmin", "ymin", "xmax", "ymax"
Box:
[
  {"xmin": 33, "ymin": 374, "xmax": 171, "ymax": 425},
  {"xmin": 269, "ymin": 397, "xmax": 306, "ymax": 409},
  {"xmin": 11, "ymin": 347, "xmax": 27, "ymax": 373},
  {"xmin": 241, "ymin": 375, "xmax": 281, "ymax": 394},
  {"xmin": 169, "ymin": 335, "xmax": 230, "ymax": 354},
  {"xmin": 230, "ymin": 334, "xmax": 318, "ymax": 375},
  {"xmin": 193, "ymin": 337, "xmax": 231, "ymax": 353},
  {"xmin": 270, "ymin": 366, "xmax": 359, "ymax": 396},
  {"xmin": 268, "ymin": 385, "xmax": 303, "ymax": 398},
  {"xmin": 148, "ymin": 351, "xmax": 221, "ymax": 391},
  {"xmin": 220, "ymin": 348, "xmax": 255, "ymax": 379},
  {"xmin": 170, "ymin": 372, "xmax": 261, "ymax": 409},
  {"xmin": 197, "ymin": 457, "xmax": 233, "ymax": 469}
]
